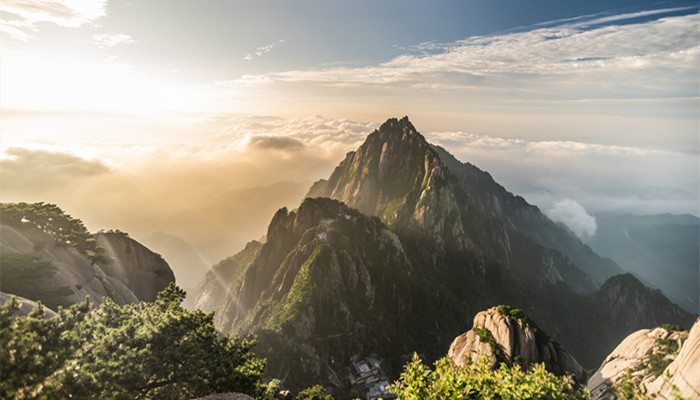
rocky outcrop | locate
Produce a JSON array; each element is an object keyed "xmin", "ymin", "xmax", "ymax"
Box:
[
  {"xmin": 448, "ymin": 306, "xmax": 587, "ymax": 384},
  {"xmin": 97, "ymin": 232, "xmax": 175, "ymax": 302},
  {"xmin": 0, "ymin": 223, "xmax": 175, "ymax": 307},
  {"xmin": 588, "ymin": 318, "xmax": 700, "ymax": 400}
]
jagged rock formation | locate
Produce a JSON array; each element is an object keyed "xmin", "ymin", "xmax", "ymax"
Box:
[
  {"xmin": 308, "ymin": 117, "xmax": 615, "ymax": 291},
  {"xmin": 195, "ymin": 117, "xmax": 695, "ymax": 394},
  {"xmin": 0, "ymin": 222, "xmax": 175, "ymax": 308},
  {"xmin": 588, "ymin": 317, "xmax": 700, "ymax": 399},
  {"xmin": 448, "ymin": 306, "xmax": 587, "ymax": 384}
]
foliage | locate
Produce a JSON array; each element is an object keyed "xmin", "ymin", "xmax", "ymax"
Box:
[
  {"xmin": 0, "ymin": 253, "xmax": 73, "ymax": 309},
  {"xmin": 657, "ymin": 323, "xmax": 684, "ymax": 332},
  {"xmin": 496, "ymin": 304, "xmax": 550, "ymax": 344},
  {"xmin": 389, "ymin": 354, "xmax": 589, "ymax": 400},
  {"xmin": 0, "ymin": 202, "xmax": 110, "ymax": 264},
  {"xmin": 0, "ymin": 283, "xmax": 268, "ymax": 400},
  {"xmin": 295, "ymin": 385, "xmax": 334, "ymax": 400},
  {"xmin": 472, "ymin": 327, "xmax": 503, "ymax": 361}
]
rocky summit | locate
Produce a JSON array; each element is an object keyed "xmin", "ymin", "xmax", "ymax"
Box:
[
  {"xmin": 194, "ymin": 117, "xmax": 695, "ymax": 396},
  {"xmin": 448, "ymin": 306, "xmax": 587, "ymax": 385}
]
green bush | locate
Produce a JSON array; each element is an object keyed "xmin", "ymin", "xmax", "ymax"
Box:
[{"xmin": 389, "ymin": 353, "xmax": 590, "ymax": 400}]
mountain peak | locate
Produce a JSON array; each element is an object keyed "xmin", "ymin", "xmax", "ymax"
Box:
[{"xmin": 378, "ymin": 116, "xmax": 419, "ymax": 136}]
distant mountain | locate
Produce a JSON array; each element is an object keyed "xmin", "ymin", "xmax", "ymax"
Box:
[
  {"xmin": 0, "ymin": 203, "xmax": 175, "ymax": 310},
  {"xmin": 194, "ymin": 117, "xmax": 694, "ymax": 395},
  {"xmin": 586, "ymin": 213, "xmax": 699, "ymax": 313}
]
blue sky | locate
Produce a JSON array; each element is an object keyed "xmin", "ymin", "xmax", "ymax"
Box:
[{"xmin": 0, "ymin": 0, "xmax": 698, "ymax": 243}]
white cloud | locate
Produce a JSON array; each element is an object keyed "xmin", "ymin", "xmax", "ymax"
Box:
[
  {"xmin": 545, "ymin": 199, "xmax": 597, "ymax": 239},
  {"xmin": 92, "ymin": 33, "xmax": 136, "ymax": 48},
  {"xmin": 222, "ymin": 12, "xmax": 698, "ymax": 103},
  {"xmin": 0, "ymin": 0, "xmax": 107, "ymax": 39},
  {"xmin": 425, "ymin": 129, "xmax": 699, "ymax": 216},
  {"xmin": 244, "ymin": 39, "xmax": 286, "ymax": 60}
]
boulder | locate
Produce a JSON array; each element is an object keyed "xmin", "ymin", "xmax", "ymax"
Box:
[{"xmin": 448, "ymin": 306, "xmax": 587, "ymax": 384}]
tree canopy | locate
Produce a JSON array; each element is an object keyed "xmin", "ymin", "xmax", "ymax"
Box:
[
  {"xmin": 0, "ymin": 202, "xmax": 110, "ymax": 264},
  {"xmin": 0, "ymin": 283, "xmax": 267, "ymax": 400}
]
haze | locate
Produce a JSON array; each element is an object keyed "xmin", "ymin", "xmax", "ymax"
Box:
[{"xmin": 1, "ymin": 0, "xmax": 698, "ymax": 287}]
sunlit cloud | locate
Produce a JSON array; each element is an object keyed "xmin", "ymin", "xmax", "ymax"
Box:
[
  {"xmin": 92, "ymin": 32, "xmax": 136, "ymax": 48},
  {"xmin": 0, "ymin": 0, "xmax": 107, "ymax": 39},
  {"xmin": 243, "ymin": 39, "xmax": 286, "ymax": 61},
  {"xmin": 221, "ymin": 12, "xmax": 698, "ymax": 102}
]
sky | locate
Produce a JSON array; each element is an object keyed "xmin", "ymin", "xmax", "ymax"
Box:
[{"xmin": 1, "ymin": 0, "xmax": 698, "ymax": 286}]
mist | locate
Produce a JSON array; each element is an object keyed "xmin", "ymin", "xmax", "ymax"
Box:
[{"xmin": 2, "ymin": 114, "xmax": 696, "ymax": 287}]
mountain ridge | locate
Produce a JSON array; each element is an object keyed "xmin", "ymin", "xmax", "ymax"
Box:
[{"xmin": 194, "ymin": 117, "xmax": 695, "ymax": 396}]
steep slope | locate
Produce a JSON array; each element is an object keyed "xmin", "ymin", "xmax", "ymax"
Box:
[
  {"xmin": 196, "ymin": 198, "xmax": 473, "ymax": 393},
  {"xmin": 587, "ymin": 213, "xmax": 699, "ymax": 313},
  {"xmin": 0, "ymin": 212, "xmax": 175, "ymax": 308},
  {"xmin": 96, "ymin": 231, "xmax": 175, "ymax": 302},
  {"xmin": 308, "ymin": 116, "xmax": 605, "ymax": 292},
  {"xmin": 432, "ymin": 145, "xmax": 623, "ymax": 285}
]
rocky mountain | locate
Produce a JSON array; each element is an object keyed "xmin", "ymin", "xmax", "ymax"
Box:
[
  {"xmin": 586, "ymin": 213, "xmax": 699, "ymax": 313},
  {"xmin": 194, "ymin": 117, "xmax": 695, "ymax": 395},
  {"xmin": 0, "ymin": 204, "xmax": 175, "ymax": 309},
  {"xmin": 448, "ymin": 306, "xmax": 587, "ymax": 384},
  {"xmin": 308, "ymin": 116, "xmax": 619, "ymax": 289},
  {"xmin": 588, "ymin": 317, "xmax": 700, "ymax": 399}
]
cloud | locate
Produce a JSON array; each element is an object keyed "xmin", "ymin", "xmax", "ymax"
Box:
[
  {"xmin": 222, "ymin": 11, "xmax": 698, "ymax": 106},
  {"xmin": 0, "ymin": 147, "xmax": 111, "ymax": 194},
  {"xmin": 545, "ymin": 199, "xmax": 597, "ymax": 239},
  {"xmin": 243, "ymin": 39, "xmax": 286, "ymax": 60},
  {"xmin": 425, "ymin": 129, "xmax": 699, "ymax": 216},
  {"xmin": 92, "ymin": 33, "xmax": 136, "ymax": 48},
  {"xmin": 0, "ymin": 0, "xmax": 107, "ymax": 39},
  {"xmin": 247, "ymin": 135, "xmax": 305, "ymax": 150}
]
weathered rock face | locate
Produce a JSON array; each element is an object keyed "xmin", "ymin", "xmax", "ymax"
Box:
[
  {"xmin": 588, "ymin": 317, "xmax": 700, "ymax": 400},
  {"xmin": 308, "ymin": 117, "xmax": 467, "ymax": 253},
  {"xmin": 97, "ymin": 232, "xmax": 175, "ymax": 302},
  {"xmin": 448, "ymin": 306, "xmax": 587, "ymax": 384},
  {"xmin": 0, "ymin": 223, "xmax": 175, "ymax": 308}
]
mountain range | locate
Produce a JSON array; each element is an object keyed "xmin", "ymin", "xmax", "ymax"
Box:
[{"xmin": 193, "ymin": 117, "xmax": 695, "ymax": 396}]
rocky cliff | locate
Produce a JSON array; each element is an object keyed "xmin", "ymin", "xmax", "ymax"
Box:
[
  {"xmin": 0, "ymin": 218, "xmax": 175, "ymax": 309},
  {"xmin": 588, "ymin": 317, "xmax": 700, "ymax": 399},
  {"xmin": 448, "ymin": 306, "xmax": 587, "ymax": 384},
  {"xmin": 96, "ymin": 232, "xmax": 175, "ymax": 302},
  {"xmin": 308, "ymin": 117, "xmax": 608, "ymax": 293}
]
